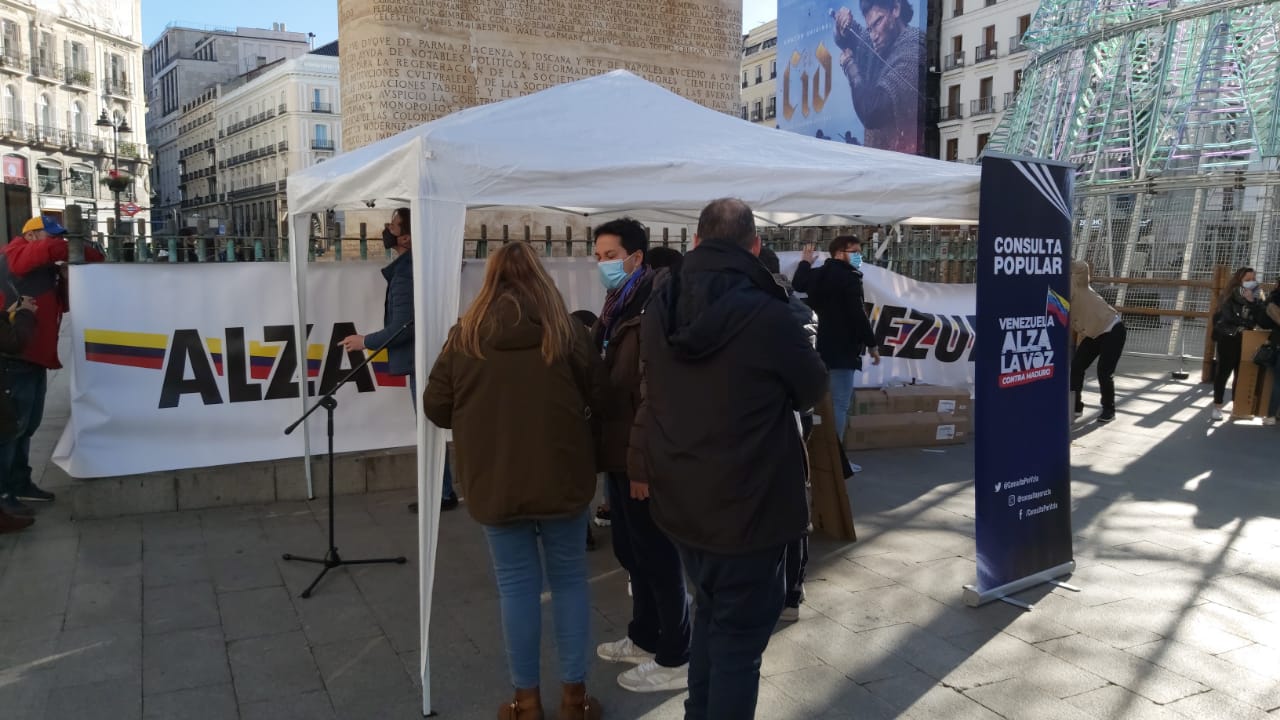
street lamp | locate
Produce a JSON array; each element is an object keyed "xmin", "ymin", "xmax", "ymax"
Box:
[{"xmin": 96, "ymin": 109, "xmax": 132, "ymax": 248}]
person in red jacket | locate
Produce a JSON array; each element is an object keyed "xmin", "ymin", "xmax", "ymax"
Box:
[{"xmin": 0, "ymin": 215, "xmax": 103, "ymax": 516}]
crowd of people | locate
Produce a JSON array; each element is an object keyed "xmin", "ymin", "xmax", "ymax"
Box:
[{"xmin": 422, "ymin": 199, "xmax": 886, "ymax": 719}]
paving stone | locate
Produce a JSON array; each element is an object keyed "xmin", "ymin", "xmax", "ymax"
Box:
[
  {"xmin": 226, "ymin": 630, "xmax": 323, "ymax": 705},
  {"xmin": 208, "ymin": 553, "xmax": 281, "ymax": 594},
  {"xmin": 44, "ymin": 677, "xmax": 141, "ymax": 720},
  {"xmin": 142, "ymin": 627, "xmax": 230, "ymax": 697},
  {"xmin": 51, "ymin": 622, "xmax": 143, "ymax": 689},
  {"xmin": 143, "ymin": 581, "xmax": 219, "ymax": 636},
  {"xmin": 1033, "ymin": 591, "xmax": 1164, "ymax": 649},
  {"xmin": 287, "ymin": 573, "xmax": 383, "ymax": 646},
  {"xmin": 864, "ymin": 669, "xmax": 1003, "ymax": 720},
  {"xmin": 1219, "ymin": 643, "xmax": 1280, "ymax": 683},
  {"xmin": 0, "ymin": 667, "xmax": 54, "ymax": 719},
  {"xmin": 0, "ymin": 615, "xmax": 62, "ymax": 671},
  {"xmin": 965, "ymin": 677, "xmax": 1096, "ymax": 720},
  {"xmin": 0, "ymin": 571, "xmax": 72, "ymax": 622},
  {"xmin": 65, "ymin": 576, "xmax": 141, "ymax": 629},
  {"xmin": 777, "ymin": 615, "xmax": 914, "ymax": 685},
  {"xmin": 312, "ymin": 636, "xmax": 415, "ymax": 715},
  {"xmin": 1101, "ymin": 599, "xmax": 1254, "ymax": 656},
  {"xmin": 141, "ymin": 549, "xmax": 211, "ymax": 589},
  {"xmin": 142, "ymin": 684, "xmax": 238, "ymax": 720},
  {"xmin": 947, "ymin": 629, "xmax": 1107, "ymax": 699},
  {"xmin": 239, "ymin": 690, "xmax": 338, "ymax": 720},
  {"xmin": 218, "ymin": 586, "xmax": 299, "ymax": 640},
  {"xmin": 856, "ymin": 623, "xmax": 1013, "ymax": 690},
  {"xmin": 1167, "ymin": 690, "xmax": 1274, "ymax": 720},
  {"xmin": 1038, "ymin": 633, "xmax": 1208, "ymax": 705},
  {"xmin": 1066, "ymin": 684, "xmax": 1186, "ymax": 720},
  {"xmin": 769, "ymin": 665, "xmax": 899, "ymax": 719},
  {"xmin": 760, "ymin": 634, "xmax": 827, "ymax": 678}
]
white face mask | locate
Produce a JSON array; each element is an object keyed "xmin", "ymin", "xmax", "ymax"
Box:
[{"xmin": 1243, "ymin": 280, "xmax": 1259, "ymax": 290}]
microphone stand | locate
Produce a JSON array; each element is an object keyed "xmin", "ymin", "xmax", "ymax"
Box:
[{"xmin": 282, "ymin": 321, "xmax": 411, "ymax": 598}]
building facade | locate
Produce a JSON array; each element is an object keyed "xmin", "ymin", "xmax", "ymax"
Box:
[
  {"xmin": 212, "ymin": 45, "xmax": 340, "ymax": 242},
  {"xmin": 0, "ymin": 0, "xmax": 148, "ymax": 238},
  {"xmin": 936, "ymin": 0, "xmax": 1036, "ymax": 162},
  {"xmin": 740, "ymin": 20, "xmax": 778, "ymax": 127},
  {"xmin": 144, "ymin": 24, "xmax": 309, "ymax": 233}
]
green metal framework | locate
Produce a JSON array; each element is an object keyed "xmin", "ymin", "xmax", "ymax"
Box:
[{"xmin": 986, "ymin": 0, "xmax": 1280, "ymax": 359}]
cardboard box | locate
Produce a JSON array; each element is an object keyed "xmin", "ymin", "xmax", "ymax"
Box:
[
  {"xmin": 850, "ymin": 385, "xmax": 973, "ymax": 418},
  {"xmin": 1235, "ymin": 330, "xmax": 1277, "ymax": 418},
  {"xmin": 844, "ymin": 412, "xmax": 972, "ymax": 450},
  {"xmin": 884, "ymin": 385, "xmax": 972, "ymax": 416}
]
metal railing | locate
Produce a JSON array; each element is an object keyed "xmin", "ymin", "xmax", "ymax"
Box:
[
  {"xmin": 65, "ymin": 66, "xmax": 93, "ymax": 87},
  {"xmin": 970, "ymin": 96, "xmax": 998, "ymax": 116},
  {"xmin": 30, "ymin": 57, "xmax": 61, "ymax": 81},
  {"xmin": 311, "ymin": 102, "xmax": 333, "ymax": 113},
  {"xmin": 103, "ymin": 76, "xmax": 130, "ymax": 97},
  {"xmin": 975, "ymin": 43, "xmax": 998, "ymax": 62},
  {"xmin": 1009, "ymin": 35, "xmax": 1027, "ymax": 53},
  {"xmin": 223, "ymin": 109, "xmax": 276, "ymax": 138},
  {"xmin": 944, "ymin": 52, "xmax": 965, "ymax": 71},
  {"xmin": 311, "ymin": 138, "xmax": 334, "ymax": 150},
  {"xmin": 0, "ymin": 52, "xmax": 24, "ymax": 72},
  {"xmin": 941, "ymin": 104, "xmax": 964, "ymax": 121}
]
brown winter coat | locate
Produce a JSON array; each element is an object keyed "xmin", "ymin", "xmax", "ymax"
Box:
[
  {"xmin": 422, "ymin": 297, "xmax": 608, "ymax": 526},
  {"xmin": 592, "ymin": 271, "xmax": 657, "ymax": 473},
  {"xmin": 1070, "ymin": 260, "xmax": 1119, "ymax": 343}
]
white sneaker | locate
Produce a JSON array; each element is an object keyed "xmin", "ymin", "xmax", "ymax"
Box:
[
  {"xmin": 1211, "ymin": 407, "xmax": 1224, "ymax": 422},
  {"xmin": 617, "ymin": 660, "xmax": 689, "ymax": 693},
  {"xmin": 1264, "ymin": 417, "xmax": 1277, "ymax": 426},
  {"xmin": 597, "ymin": 636, "xmax": 654, "ymax": 665},
  {"xmin": 779, "ymin": 605, "xmax": 800, "ymax": 623},
  {"xmin": 849, "ymin": 462, "xmax": 863, "ymax": 473}
]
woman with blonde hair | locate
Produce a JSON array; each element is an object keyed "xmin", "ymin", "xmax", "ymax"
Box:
[{"xmin": 424, "ymin": 241, "xmax": 607, "ymax": 719}]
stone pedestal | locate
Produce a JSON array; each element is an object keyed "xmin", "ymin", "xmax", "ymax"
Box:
[{"xmin": 338, "ymin": 0, "xmax": 743, "ymax": 151}]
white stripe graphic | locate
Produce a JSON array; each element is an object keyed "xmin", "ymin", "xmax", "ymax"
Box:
[{"xmin": 1011, "ymin": 160, "xmax": 1071, "ymax": 219}]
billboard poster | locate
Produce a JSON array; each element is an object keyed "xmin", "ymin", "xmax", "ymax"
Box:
[
  {"xmin": 777, "ymin": 0, "xmax": 927, "ymax": 153},
  {"xmin": 966, "ymin": 153, "xmax": 1076, "ymax": 606}
]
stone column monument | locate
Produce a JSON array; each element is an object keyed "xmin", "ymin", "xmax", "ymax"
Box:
[{"xmin": 337, "ymin": 0, "xmax": 743, "ymax": 151}]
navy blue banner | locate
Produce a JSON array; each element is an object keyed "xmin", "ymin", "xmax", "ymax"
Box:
[{"xmin": 974, "ymin": 154, "xmax": 1075, "ymax": 594}]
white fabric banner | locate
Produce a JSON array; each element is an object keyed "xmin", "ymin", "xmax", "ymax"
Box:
[
  {"xmin": 777, "ymin": 252, "xmax": 976, "ymax": 391},
  {"xmin": 55, "ymin": 263, "xmax": 418, "ymax": 478}
]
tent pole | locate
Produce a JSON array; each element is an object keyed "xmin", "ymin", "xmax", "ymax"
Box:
[{"xmin": 288, "ymin": 210, "xmax": 315, "ymax": 498}]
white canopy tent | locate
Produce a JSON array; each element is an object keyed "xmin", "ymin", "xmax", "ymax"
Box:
[{"xmin": 285, "ymin": 69, "xmax": 981, "ymax": 714}]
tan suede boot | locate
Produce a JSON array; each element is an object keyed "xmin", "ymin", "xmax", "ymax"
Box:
[
  {"xmin": 559, "ymin": 682, "xmax": 603, "ymax": 720},
  {"xmin": 497, "ymin": 687, "xmax": 543, "ymax": 720}
]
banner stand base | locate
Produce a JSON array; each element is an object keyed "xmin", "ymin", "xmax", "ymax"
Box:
[{"xmin": 963, "ymin": 560, "xmax": 1076, "ymax": 611}]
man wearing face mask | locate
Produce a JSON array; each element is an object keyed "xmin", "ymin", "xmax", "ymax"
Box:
[
  {"xmin": 792, "ymin": 236, "xmax": 880, "ymax": 469},
  {"xmin": 591, "ymin": 218, "xmax": 692, "ymax": 694},
  {"xmin": 339, "ymin": 207, "xmax": 458, "ymax": 512}
]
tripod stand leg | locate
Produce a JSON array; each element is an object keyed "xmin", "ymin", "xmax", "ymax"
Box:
[
  {"xmin": 344, "ymin": 556, "xmax": 408, "ymax": 565},
  {"xmin": 281, "ymin": 553, "xmax": 327, "ymax": 564},
  {"xmin": 300, "ymin": 564, "xmax": 332, "ymax": 599}
]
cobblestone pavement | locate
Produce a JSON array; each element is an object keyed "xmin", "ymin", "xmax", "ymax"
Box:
[{"xmin": 0, "ymin": 357, "xmax": 1277, "ymax": 719}]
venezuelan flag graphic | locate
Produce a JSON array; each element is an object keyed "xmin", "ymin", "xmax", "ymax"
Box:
[
  {"xmin": 84, "ymin": 330, "xmax": 169, "ymax": 370},
  {"xmin": 370, "ymin": 349, "xmax": 407, "ymax": 387},
  {"xmin": 248, "ymin": 341, "xmax": 280, "ymax": 380},
  {"xmin": 206, "ymin": 338, "xmax": 224, "ymax": 375},
  {"xmin": 1045, "ymin": 287, "xmax": 1070, "ymax": 326},
  {"xmin": 306, "ymin": 344, "xmax": 324, "ymax": 378}
]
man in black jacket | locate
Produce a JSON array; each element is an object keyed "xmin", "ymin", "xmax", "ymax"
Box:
[
  {"xmin": 792, "ymin": 235, "xmax": 880, "ymax": 469},
  {"xmin": 629, "ymin": 199, "xmax": 828, "ymax": 719}
]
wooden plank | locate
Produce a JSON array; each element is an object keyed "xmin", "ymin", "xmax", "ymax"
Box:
[
  {"xmin": 1092, "ymin": 276, "xmax": 1215, "ymax": 288},
  {"xmin": 807, "ymin": 393, "xmax": 856, "ymax": 542},
  {"xmin": 1233, "ymin": 330, "xmax": 1269, "ymax": 418},
  {"xmin": 1114, "ymin": 306, "xmax": 1211, "ymax": 319}
]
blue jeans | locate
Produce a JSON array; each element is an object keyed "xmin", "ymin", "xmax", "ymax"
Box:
[
  {"xmin": 483, "ymin": 512, "xmax": 592, "ymax": 689},
  {"xmin": 829, "ymin": 368, "xmax": 856, "ymax": 440},
  {"xmin": 0, "ymin": 363, "xmax": 46, "ymax": 497},
  {"xmin": 678, "ymin": 542, "xmax": 786, "ymax": 720},
  {"xmin": 409, "ymin": 373, "xmax": 455, "ymax": 499}
]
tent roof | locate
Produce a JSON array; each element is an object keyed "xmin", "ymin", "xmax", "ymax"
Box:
[{"xmin": 288, "ymin": 70, "xmax": 980, "ymax": 225}]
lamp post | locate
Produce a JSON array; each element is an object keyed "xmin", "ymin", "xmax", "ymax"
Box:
[{"xmin": 95, "ymin": 109, "xmax": 131, "ymax": 248}]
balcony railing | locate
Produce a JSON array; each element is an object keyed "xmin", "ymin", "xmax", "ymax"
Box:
[
  {"xmin": 765, "ymin": 106, "xmax": 776, "ymax": 119},
  {"xmin": 227, "ymin": 181, "xmax": 282, "ymax": 200},
  {"xmin": 953, "ymin": 6, "xmax": 963, "ymax": 16},
  {"xmin": 751, "ymin": 110, "xmax": 763, "ymax": 122},
  {"xmin": 104, "ymin": 76, "xmax": 130, "ymax": 97},
  {"xmin": 1009, "ymin": 35, "xmax": 1027, "ymax": 54},
  {"xmin": 64, "ymin": 66, "xmax": 93, "ymax": 88},
  {"xmin": 1004, "ymin": 91, "xmax": 1018, "ymax": 108},
  {"xmin": 278, "ymin": 103, "xmax": 287, "ymax": 114},
  {"xmin": 223, "ymin": 109, "xmax": 277, "ymax": 138},
  {"xmin": 311, "ymin": 102, "xmax": 333, "ymax": 113},
  {"xmin": 30, "ymin": 58, "xmax": 61, "ymax": 82},
  {"xmin": 179, "ymin": 139, "xmax": 215, "ymax": 159},
  {"xmin": 311, "ymin": 138, "xmax": 335, "ymax": 150},
  {"xmin": 0, "ymin": 52, "xmax": 26, "ymax": 74},
  {"xmin": 224, "ymin": 145, "xmax": 278, "ymax": 168},
  {"xmin": 975, "ymin": 43, "xmax": 998, "ymax": 63},
  {"xmin": 941, "ymin": 104, "xmax": 963, "ymax": 121},
  {"xmin": 944, "ymin": 52, "xmax": 965, "ymax": 71},
  {"xmin": 970, "ymin": 96, "xmax": 998, "ymax": 116}
]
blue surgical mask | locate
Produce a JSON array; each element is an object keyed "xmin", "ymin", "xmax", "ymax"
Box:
[
  {"xmin": 598, "ymin": 259, "xmax": 629, "ymax": 291},
  {"xmin": 849, "ymin": 252, "xmax": 863, "ymax": 269},
  {"xmin": 1243, "ymin": 280, "xmax": 1259, "ymax": 290}
]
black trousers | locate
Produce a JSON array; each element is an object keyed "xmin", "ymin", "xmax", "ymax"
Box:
[
  {"xmin": 678, "ymin": 542, "xmax": 786, "ymax": 720},
  {"xmin": 607, "ymin": 472, "xmax": 691, "ymax": 667},
  {"xmin": 784, "ymin": 534, "xmax": 808, "ymax": 607},
  {"xmin": 1214, "ymin": 334, "xmax": 1243, "ymax": 405},
  {"xmin": 1072, "ymin": 322, "xmax": 1127, "ymax": 411}
]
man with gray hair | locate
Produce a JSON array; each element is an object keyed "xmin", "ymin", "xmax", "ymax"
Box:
[{"xmin": 629, "ymin": 198, "xmax": 828, "ymax": 718}]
